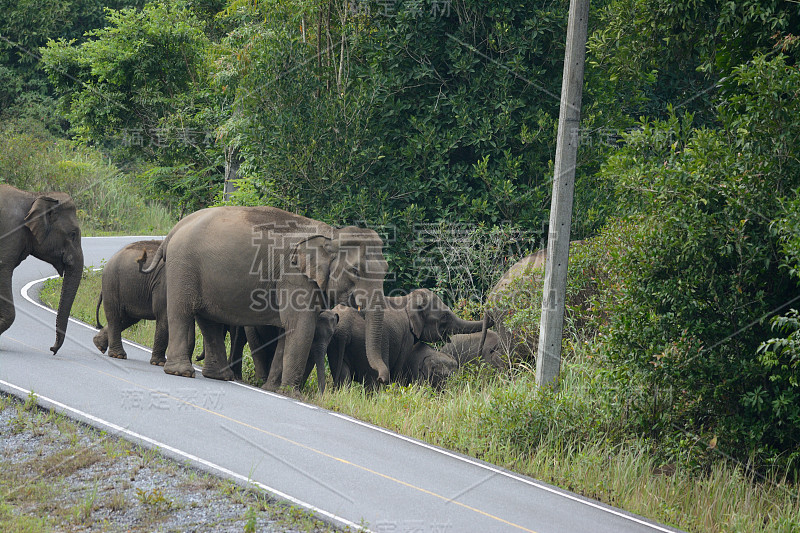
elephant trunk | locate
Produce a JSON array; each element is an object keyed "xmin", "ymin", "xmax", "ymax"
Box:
[
  {"xmin": 365, "ymin": 293, "xmax": 389, "ymax": 384},
  {"xmin": 51, "ymin": 253, "xmax": 83, "ymax": 355},
  {"xmin": 477, "ymin": 309, "xmax": 492, "ymax": 362},
  {"xmin": 451, "ymin": 315, "xmax": 486, "ymax": 336}
]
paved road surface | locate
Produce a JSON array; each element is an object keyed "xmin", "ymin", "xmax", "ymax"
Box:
[{"xmin": 0, "ymin": 236, "xmax": 683, "ymax": 533}]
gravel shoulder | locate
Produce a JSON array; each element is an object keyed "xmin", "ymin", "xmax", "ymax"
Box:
[{"xmin": 0, "ymin": 391, "xmax": 345, "ymax": 532}]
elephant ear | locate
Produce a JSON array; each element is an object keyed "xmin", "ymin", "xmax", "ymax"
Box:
[
  {"xmin": 406, "ymin": 290, "xmax": 429, "ymax": 340},
  {"xmin": 291, "ymin": 235, "xmax": 333, "ymax": 292},
  {"xmin": 24, "ymin": 195, "xmax": 60, "ymax": 244}
]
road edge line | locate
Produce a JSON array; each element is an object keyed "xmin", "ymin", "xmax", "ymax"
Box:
[{"xmin": 0, "ymin": 379, "xmax": 369, "ymax": 532}]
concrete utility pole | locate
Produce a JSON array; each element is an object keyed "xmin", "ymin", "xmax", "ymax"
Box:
[
  {"xmin": 536, "ymin": 0, "xmax": 590, "ymax": 388},
  {"xmin": 223, "ymin": 146, "xmax": 242, "ymax": 201}
]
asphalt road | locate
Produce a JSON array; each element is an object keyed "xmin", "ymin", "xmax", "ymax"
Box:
[{"xmin": 0, "ymin": 236, "xmax": 683, "ymax": 533}]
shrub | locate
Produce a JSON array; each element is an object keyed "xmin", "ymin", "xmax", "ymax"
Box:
[{"xmin": 592, "ymin": 55, "xmax": 800, "ymax": 471}]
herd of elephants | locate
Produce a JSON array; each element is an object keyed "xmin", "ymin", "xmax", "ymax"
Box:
[{"xmin": 1, "ymin": 184, "xmax": 541, "ymax": 394}]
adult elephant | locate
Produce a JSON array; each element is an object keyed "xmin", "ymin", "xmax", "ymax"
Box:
[
  {"xmin": 93, "ymin": 240, "xmax": 168, "ymax": 365},
  {"xmin": 328, "ymin": 288, "xmax": 485, "ymax": 388},
  {"xmin": 0, "ymin": 185, "xmax": 84, "ymax": 354},
  {"xmin": 141, "ymin": 206, "xmax": 389, "ymax": 390},
  {"xmin": 478, "ymin": 241, "xmax": 586, "ymax": 361}
]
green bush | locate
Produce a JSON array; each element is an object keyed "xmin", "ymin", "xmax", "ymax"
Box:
[{"xmin": 592, "ymin": 55, "xmax": 800, "ymax": 471}]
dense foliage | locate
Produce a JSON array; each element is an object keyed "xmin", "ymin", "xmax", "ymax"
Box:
[
  {"xmin": 5, "ymin": 0, "xmax": 799, "ymax": 475},
  {"xmin": 591, "ymin": 55, "xmax": 800, "ymax": 469}
]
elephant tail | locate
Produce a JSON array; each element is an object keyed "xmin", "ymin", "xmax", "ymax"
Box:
[
  {"xmin": 95, "ymin": 292, "xmax": 103, "ymax": 329},
  {"xmin": 138, "ymin": 240, "xmax": 165, "ymax": 274}
]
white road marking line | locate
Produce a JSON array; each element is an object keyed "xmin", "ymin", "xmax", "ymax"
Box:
[
  {"xmin": 21, "ymin": 268, "xmax": 679, "ymax": 533},
  {"xmin": 0, "ymin": 379, "xmax": 369, "ymax": 532},
  {"xmin": 329, "ymin": 412, "xmax": 677, "ymax": 532}
]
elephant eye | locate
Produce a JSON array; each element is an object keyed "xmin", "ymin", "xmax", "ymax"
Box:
[
  {"xmin": 69, "ymin": 230, "xmax": 78, "ymax": 242},
  {"xmin": 350, "ymin": 265, "xmax": 360, "ymax": 276}
]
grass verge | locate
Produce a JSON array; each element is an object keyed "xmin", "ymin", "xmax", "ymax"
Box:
[{"xmin": 42, "ymin": 275, "xmax": 800, "ymax": 533}]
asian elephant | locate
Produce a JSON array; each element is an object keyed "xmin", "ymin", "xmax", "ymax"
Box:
[
  {"xmin": 0, "ymin": 185, "xmax": 84, "ymax": 354},
  {"xmin": 479, "ymin": 249, "xmax": 546, "ymax": 362},
  {"xmin": 441, "ymin": 331, "xmax": 505, "ymax": 370},
  {"xmin": 328, "ymin": 288, "xmax": 485, "ymax": 388},
  {"xmin": 401, "ymin": 343, "xmax": 458, "ymax": 389},
  {"xmin": 478, "ymin": 241, "xmax": 588, "ymax": 362},
  {"xmin": 140, "ymin": 206, "xmax": 389, "ymax": 390},
  {"xmin": 248, "ymin": 309, "xmax": 339, "ymax": 393},
  {"xmin": 92, "ymin": 240, "xmax": 168, "ymax": 365}
]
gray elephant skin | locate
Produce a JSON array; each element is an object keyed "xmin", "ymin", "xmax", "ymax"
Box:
[
  {"xmin": 480, "ymin": 249, "xmax": 546, "ymax": 361},
  {"xmin": 328, "ymin": 288, "xmax": 485, "ymax": 388},
  {"xmin": 403, "ymin": 343, "xmax": 459, "ymax": 388},
  {"xmin": 246, "ymin": 309, "xmax": 338, "ymax": 393},
  {"xmin": 441, "ymin": 331, "xmax": 504, "ymax": 370},
  {"xmin": 141, "ymin": 206, "xmax": 389, "ymax": 390},
  {"xmin": 480, "ymin": 241, "xmax": 588, "ymax": 361},
  {"xmin": 0, "ymin": 185, "xmax": 84, "ymax": 354},
  {"xmin": 93, "ymin": 240, "xmax": 168, "ymax": 366}
]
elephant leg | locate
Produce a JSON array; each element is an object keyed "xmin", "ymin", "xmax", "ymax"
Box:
[
  {"xmin": 338, "ymin": 360, "xmax": 353, "ymax": 386},
  {"xmin": 93, "ymin": 327, "xmax": 109, "ymax": 354},
  {"xmin": 278, "ymin": 313, "xmax": 317, "ymax": 390},
  {"xmin": 163, "ymin": 310, "xmax": 196, "ymax": 378},
  {"xmin": 150, "ymin": 316, "xmax": 168, "ymax": 366},
  {"xmin": 329, "ymin": 340, "xmax": 349, "ymax": 388},
  {"xmin": 0, "ymin": 269, "xmax": 15, "ymax": 336},
  {"xmin": 246, "ymin": 326, "xmax": 280, "ymax": 383},
  {"xmin": 300, "ymin": 352, "xmax": 325, "ymax": 394},
  {"xmin": 228, "ymin": 326, "xmax": 247, "ymax": 380},
  {"xmin": 106, "ymin": 313, "xmax": 139, "ymax": 360},
  {"xmin": 196, "ymin": 316, "xmax": 234, "ymax": 381},
  {"xmin": 264, "ymin": 336, "xmax": 285, "ymax": 391}
]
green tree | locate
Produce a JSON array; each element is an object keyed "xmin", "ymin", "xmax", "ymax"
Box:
[
  {"xmin": 587, "ymin": 0, "xmax": 800, "ymax": 124},
  {"xmin": 41, "ymin": 0, "xmax": 220, "ymax": 213},
  {"xmin": 594, "ymin": 54, "xmax": 800, "ymax": 469},
  {"xmin": 0, "ymin": 0, "xmax": 146, "ymax": 128}
]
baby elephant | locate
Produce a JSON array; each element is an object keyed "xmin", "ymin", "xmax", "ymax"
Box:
[
  {"xmin": 248, "ymin": 309, "xmax": 340, "ymax": 394},
  {"xmin": 402, "ymin": 343, "xmax": 459, "ymax": 388},
  {"xmin": 93, "ymin": 240, "xmax": 167, "ymax": 366},
  {"xmin": 440, "ymin": 331, "xmax": 505, "ymax": 370}
]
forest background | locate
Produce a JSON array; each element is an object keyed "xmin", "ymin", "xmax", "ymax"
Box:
[{"xmin": 3, "ymin": 0, "xmax": 800, "ymax": 506}]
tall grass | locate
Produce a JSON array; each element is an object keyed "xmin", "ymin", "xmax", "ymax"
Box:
[
  {"xmin": 317, "ymin": 355, "xmax": 800, "ymax": 533},
  {"xmin": 42, "ymin": 249, "xmax": 800, "ymax": 533},
  {"xmin": 0, "ymin": 120, "xmax": 175, "ymax": 235}
]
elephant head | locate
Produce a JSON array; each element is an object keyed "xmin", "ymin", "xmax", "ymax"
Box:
[
  {"xmin": 418, "ymin": 348, "xmax": 458, "ymax": 389},
  {"xmin": 25, "ymin": 193, "xmax": 84, "ymax": 354},
  {"xmin": 404, "ymin": 288, "xmax": 485, "ymax": 344},
  {"xmin": 291, "ymin": 226, "xmax": 389, "ymax": 383}
]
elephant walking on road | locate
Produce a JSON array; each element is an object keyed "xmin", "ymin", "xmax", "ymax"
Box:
[
  {"xmin": 141, "ymin": 206, "xmax": 389, "ymax": 391},
  {"xmin": 0, "ymin": 185, "xmax": 84, "ymax": 354},
  {"xmin": 93, "ymin": 240, "xmax": 168, "ymax": 366},
  {"xmin": 328, "ymin": 288, "xmax": 485, "ymax": 388}
]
